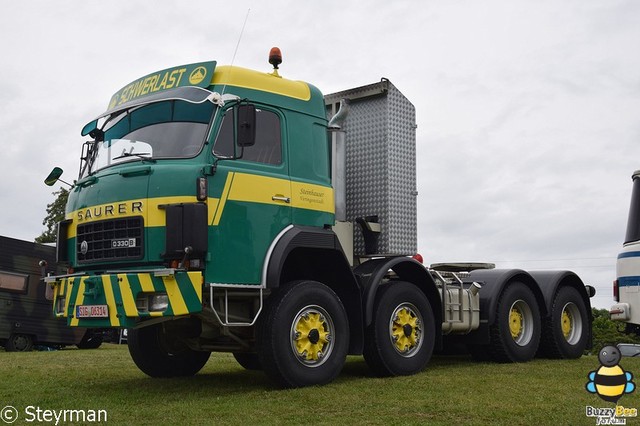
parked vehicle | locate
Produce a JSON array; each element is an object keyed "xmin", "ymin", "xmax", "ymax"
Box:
[
  {"xmin": 611, "ymin": 170, "xmax": 640, "ymax": 334},
  {"xmin": 44, "ymin": 49, "xmax": 594, "ymax": 387},
  {"xmin": 0, "ymin": 235, "xmax": 101, "ymax": 351},
  {"xmin": 617, "ymin": 343, "xmax": 640, "ymax": 357}
]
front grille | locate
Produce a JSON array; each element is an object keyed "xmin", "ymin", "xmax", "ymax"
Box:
[{"xmin": 76, "ymin": 217, "xmax": 144, "ymax": 263}]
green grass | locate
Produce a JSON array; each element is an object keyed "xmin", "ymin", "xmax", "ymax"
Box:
[{"xmin": 1, "ymin": 345, "xmax": 639, "ymax": 425}]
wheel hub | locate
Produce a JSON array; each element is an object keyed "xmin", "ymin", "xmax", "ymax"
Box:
[
  {"xmin": 291, "ymin": 307, "xmax": 334, "ymax": 366},
  {"xmin": 561, "ymin": 309, "xmax": 573, "ymax": 339},
  {"xmin": 509, "ymin": 307, "xmax": 523, "ymax": 339},
  {"xmin": 390, "ymin": 304, "xmax": 423, "ymax": 357}
]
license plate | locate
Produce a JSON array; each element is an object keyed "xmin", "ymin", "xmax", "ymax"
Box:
[
  {"xmin": 76, "ymin": 305, "xmax": 109, "ymax": 318},
  {"xmin": 112, "ymin": 238, "xmax": 136, "ymax": 248}
]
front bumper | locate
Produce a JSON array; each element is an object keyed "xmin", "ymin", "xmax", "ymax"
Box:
[{"xmin": 46, "ymin": 269, "xmax": 203, "ymax": 328}]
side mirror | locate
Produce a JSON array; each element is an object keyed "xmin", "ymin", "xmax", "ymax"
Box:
[
  {"xmin": 44, "ymin": 167, "xmax": 64, "ymax": 186},
  {"xmin": 236, "ymin": 104, "xmax": 256, "ymax": 147},
  {"xmin": 81, "ymin": 119, "xmax": 98, "ymax": 137}
]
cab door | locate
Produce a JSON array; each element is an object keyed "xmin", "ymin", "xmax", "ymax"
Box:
[{"xmin": 207, "ymin": 105, "xmax": 290, "ymax": 285}]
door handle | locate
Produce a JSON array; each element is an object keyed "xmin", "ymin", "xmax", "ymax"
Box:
[{"xmin": 272, "ymin": 195, "xmax": 291, "ymax": 203}]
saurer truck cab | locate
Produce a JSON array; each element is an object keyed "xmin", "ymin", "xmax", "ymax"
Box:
[{"xmin": 45, "ymin": 49, "xmax": 595, "ymax": 387}]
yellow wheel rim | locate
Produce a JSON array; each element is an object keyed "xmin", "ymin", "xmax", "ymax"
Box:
[
  {"xmin": 389, "ymin": 303, "xmax": 423, "ymax": 357},
  {"xmin": 508, "ymin": 299, "xmax": 533, "ymax": 346},
  {"xmin": 510, "ymin": 307, "xmax": 523, "ymax": 340},
  {"xmin": 291, "ymin": 306, "xmax": 333, "ymax": 366},
  {"xmin": 561, "ymin": 309, "xmax": 573, "ymax": 339},
  {"xmin": 560, "ymin": 301, "xmax": 582, "ymax": 344}
]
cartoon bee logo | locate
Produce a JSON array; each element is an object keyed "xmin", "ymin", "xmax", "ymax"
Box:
[{"xmin": 586, "ymin": 345, "xmax": 635, "ymax": 403}]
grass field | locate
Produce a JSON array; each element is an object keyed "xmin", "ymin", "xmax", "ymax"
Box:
[{"xmin": 1, "ymin": 344, "xmax": 638, "ymax": 425}]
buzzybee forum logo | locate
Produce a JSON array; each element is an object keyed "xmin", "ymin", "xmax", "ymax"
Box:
[{"xmin": 585, "ymin": 345, "xmax": 637, "ymax": 424}]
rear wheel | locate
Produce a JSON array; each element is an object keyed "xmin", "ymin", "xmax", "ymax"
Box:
[
  {"xmin": 257, "ymin": 280, "xmax": 349, "ymax": 388},
  {"xmin": 363, "ymin": 281, "xmax": 435, "ymax": 376},
  {"xmin": 4, "ymin": 334, "xmax": 33, "ymax": 352},
  {"xmin": 488, "ymin": 282, "xmax": 541, "ymax": 362},
  {"xmin": 128, "ymin": 323, "xmax": 210, "ymax": 377},
  {"xmin": 539, "ymin": 286, "xmax": 589, "ymax": 358}
]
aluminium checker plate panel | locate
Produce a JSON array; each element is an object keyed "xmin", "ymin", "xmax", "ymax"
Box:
[{"xmin": 325, "ymin": 79, "xmax": 417, "ymax": 256}]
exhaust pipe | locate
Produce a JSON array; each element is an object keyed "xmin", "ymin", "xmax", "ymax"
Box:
[{"xmin": 329, "ymin": 99, "xmax": 349, "ymax": 221}]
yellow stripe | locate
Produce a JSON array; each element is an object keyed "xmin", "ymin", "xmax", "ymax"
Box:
[
  {"xmin": 213, "ymin": 172, "xmax": 234, "ymax": 225},
  {"xmin": 207, "ymin": 198, "xmax": 220, "ymax": 226},
  {"xmin": 139, "ymin": 274, "xmax": 155, "ymax": 292},
  {"xmin": 228, "ymin": 173, "xmax": 290, "ymax": 205},
  {"xmin": 65, "ymin": 174, "xmax": 333, "ymax": 241},
  {"xmin": 188, "ymin": 272, "xmax": 202, "ymax": 301},
  {"xmin": 102, "ymin": 276, "xmax": 121, "ymax": 327},
  {"xmin": 164, "ymin": 276, "xmax": 189, "ymax": 315},
  {"xmin": 213, "ymin": 65, "xmax": 311, "ymax": 101},
  {"xmin": 66, "ymin": 195, "xmax": 199, "ymax": 238},
  {"xmin": 69, "ymin": 277, "xmax": 85, "ymax": 327},
  {"xmin": 118, "ymin": 275, "xmax": 139, "ymax": 317}
]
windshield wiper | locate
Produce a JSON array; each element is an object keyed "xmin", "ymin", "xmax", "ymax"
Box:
[{"xmin": 113, "ymin": 152, "xmax": 155, "ymax": 162}]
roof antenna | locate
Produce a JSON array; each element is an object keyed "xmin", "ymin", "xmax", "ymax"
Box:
[
  {"xmin": 221, "ymin": 8, "xmax": 250, "ymax": 98},
  {"xmin": 207, "ymin": 9, "xmax": 250, "ymax": 163}
]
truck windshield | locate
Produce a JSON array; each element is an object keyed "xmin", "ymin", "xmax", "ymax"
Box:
[
  {"xmin": 86, "ymin": 99, "xmax": 214, "ymax": 175},
  {"xmin": 625, "ymin": 175, "xmax": 640, "ymax": 244}
]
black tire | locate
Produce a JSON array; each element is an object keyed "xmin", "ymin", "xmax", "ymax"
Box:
[
  {"xmin": 127, "ymin": 323, "xmax": 210, "ymax": 377},
  {"xmin": 4, "ymin": 334, "xmax": 34, "ymax": 352},
  {"xmin": 233, "ymin": 352, "xmax": 262, "ymax": 370},
  {"xmin": 76, "ymin": 331, "xmax": 103, "ymax": 349},
  {"xmin": 257, "ymin": 280, "xmax": 349, "ymax": 388},
  {"xmin": 539, "ymin": 286, "xmax": 589, "ymax": 359},
  {"xmin": 363, "ymin": 281, "xmax": 436, "ymax": 376},
  {"xmin": 488, "ymin": 282, "xmax": 541, "ymax": 362}
]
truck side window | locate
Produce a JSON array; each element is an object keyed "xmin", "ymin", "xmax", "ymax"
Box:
[
  {"xmin": 213, "ymin": 108, "xmax": 282, "ymax": 165},
  {"xmin": 0, "ymin": 271, "xmax": 28, "ymax": 294}
]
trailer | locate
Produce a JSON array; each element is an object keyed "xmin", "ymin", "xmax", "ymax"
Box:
[
  {"xmin": 0, "ymin": 235, "xmax": 101, "ymax": 351},
  {"xmin": 44, "ymin": 48, "xmax": 594, "ymax": 387}
]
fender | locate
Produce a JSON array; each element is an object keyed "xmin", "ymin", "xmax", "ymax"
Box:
[
  {"xmin": 467, "ymin": 269, "xmax": 547, "ymax": 325},
  {"xmin": 264, "ymin": 225, "xmax": 364, "ymax": 354},
  {"xmin": 264, "ymin": 225, "xmax": 354, "ymax": 288},
  {"xmin": 528, "ymin": 270, "xmax": 593, "ymax": 318},
  {"xmin": 354, "ymin": 257, "xmax": 442, "ymax": 332}
]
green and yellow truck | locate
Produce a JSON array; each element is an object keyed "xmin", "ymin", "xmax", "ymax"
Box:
[{"xmin": 45, "ymin": 48, "xmax": 595, "ymax": 387}]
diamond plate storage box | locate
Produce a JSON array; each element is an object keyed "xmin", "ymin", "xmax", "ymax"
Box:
[{"xmin": 325, "ymin": 79, "xmax": 417, "ymax": 256}]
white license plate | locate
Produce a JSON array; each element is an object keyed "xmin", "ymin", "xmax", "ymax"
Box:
[
  {"xmin": 112, "ymin": 238, "xmax": 136, "ymax": 248},
  {"xmin": 76, "ymin": 305, "xmax": 109, "ymax": 318}
]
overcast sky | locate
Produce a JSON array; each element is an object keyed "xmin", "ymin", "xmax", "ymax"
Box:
[{"xmin": 1, "ymin": 1, "xmax": 639, "ymax": 309}]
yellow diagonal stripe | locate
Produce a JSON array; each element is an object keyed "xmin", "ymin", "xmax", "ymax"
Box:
[
  {"xmin": 164, "ymin": 276, "xmax": 188, "ymax": 315},
  {"xmin": 213, "ymin": 172, "xmax": 234, "ymax": 225},
  {"xmin": 118, "ymin": 275, "xmax": 138, "ymax": 317},
  {"xmin": 102, "ymin": 276, "xmax": 121, "ymax": 327}
]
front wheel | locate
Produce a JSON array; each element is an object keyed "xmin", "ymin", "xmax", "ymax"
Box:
[
  {"xmin": 363, "ymin": 281, "xmax": 436, "ymax": 376},
  {"xmin": 128, "ymin": 323, "xmax": 210, "ymax": 377},
  {"xmin": 257, "ymin": 280, "xmax": 349, "ymax": 388}
]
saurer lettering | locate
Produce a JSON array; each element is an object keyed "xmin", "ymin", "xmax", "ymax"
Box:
[{"xmin": 77, "ymin": 201, "xmax": 143, "ymax": 222}]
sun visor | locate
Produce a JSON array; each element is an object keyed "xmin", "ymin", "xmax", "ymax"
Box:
[{"xmin": 82, "ymin": 61, "xmax": 216, "ymax": 136}]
